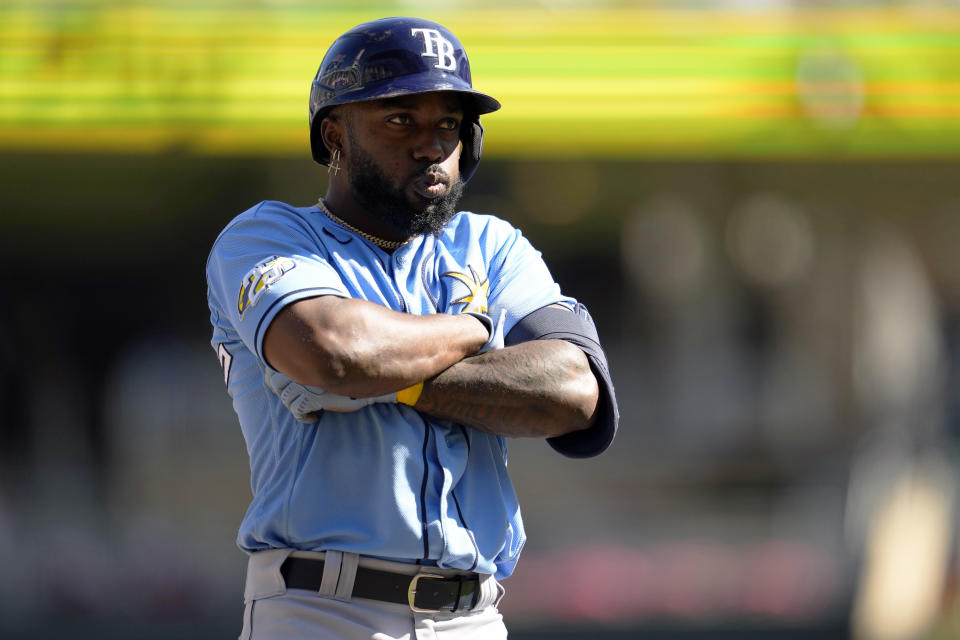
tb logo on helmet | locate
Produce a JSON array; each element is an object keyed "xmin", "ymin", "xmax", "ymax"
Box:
[{"xmin": 411, "ymin": 28, "xmax": 457, "ymax": 71}]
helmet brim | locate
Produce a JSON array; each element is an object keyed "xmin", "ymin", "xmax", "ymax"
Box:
[{"xmin": 321, "ymin": 74, "xmax": 500, "ymax": 116}]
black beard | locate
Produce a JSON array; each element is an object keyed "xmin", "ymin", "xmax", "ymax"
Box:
[{"xmin": 347, "ymin": 144, "xmax": 464, "ymax": 238}]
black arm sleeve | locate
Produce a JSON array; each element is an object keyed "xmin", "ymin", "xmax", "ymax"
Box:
[{"xmin": 504, "ymin": 303, "xmax": 618, "ymax": 458}]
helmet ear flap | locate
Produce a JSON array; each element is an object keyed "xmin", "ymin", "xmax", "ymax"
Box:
[{"xmin": 460, "ymin": 120, "xmax": 484, "ymax": 184}]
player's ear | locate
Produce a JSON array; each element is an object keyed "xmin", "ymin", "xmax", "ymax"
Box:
[{"xmin": 319, "ymin": 110, "xmax": 345, "ymax": 156}]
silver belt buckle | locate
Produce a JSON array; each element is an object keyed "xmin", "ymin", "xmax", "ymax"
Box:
[{"xmin": 408, "ymin": 571, "xmax": 446, "ymax": 613}]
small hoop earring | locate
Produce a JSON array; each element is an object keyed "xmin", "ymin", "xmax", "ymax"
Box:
[{"xmin": 328, "ymin": 148, "xmax": 342, "ymax": 176}]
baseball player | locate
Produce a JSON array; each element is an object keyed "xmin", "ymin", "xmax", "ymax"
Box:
[{"xmin": 205, "ymin": 17, "xmax": 618, "ymax": 640}]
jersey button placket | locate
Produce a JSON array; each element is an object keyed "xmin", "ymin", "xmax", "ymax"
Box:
[{"xmin": 388, "ymin": 250, "xmax": 412, "ymax": 312}]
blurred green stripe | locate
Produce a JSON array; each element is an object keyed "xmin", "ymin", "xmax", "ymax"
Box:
[{"xmin": 1, "ymin": 4, "xmax": 959, "ymax": 157}]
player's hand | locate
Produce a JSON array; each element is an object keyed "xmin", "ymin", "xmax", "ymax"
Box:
[
  {"xmin": 464, "ymin": 308, "xmax": 506, "ymax": 354},
  {"xmin": 265, "ymin": 368, "xmax": 397, "ymax": 422}
]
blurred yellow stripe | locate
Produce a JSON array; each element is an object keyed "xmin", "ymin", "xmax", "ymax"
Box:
[
  {"xmin": 4, "ymin": 117, "xmax": 960, "ymax": 159},
  {"xmin": 6, "ymin": 79, "xmax": 959, "ymax": 105}
]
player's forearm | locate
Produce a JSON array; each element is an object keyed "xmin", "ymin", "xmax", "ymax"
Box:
[
  {"xmin": 263, "ymin": 295, "xmax": 488, "ymax": 396},
  {"xmin": 413, "ymin": 339, "xmax": 599, "ymax": 438}
]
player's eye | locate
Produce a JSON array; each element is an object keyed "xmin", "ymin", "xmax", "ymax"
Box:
[
  {"xmin": 438, "ymin": 118, "xmax": 460, "ymax": 131},
  {"xmin": 386, "ymin": 114, "xmax": 412, "ymax": 125}
]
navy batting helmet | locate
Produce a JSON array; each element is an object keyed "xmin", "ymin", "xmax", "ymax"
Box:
[{"xmin": 308, "ymin": 17, "xmax": 501, "ymax": 183}]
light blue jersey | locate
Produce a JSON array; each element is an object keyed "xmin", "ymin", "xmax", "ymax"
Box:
[{"xmin": 206, "ymin": 200, "xmax": 578, "ymax": 579}]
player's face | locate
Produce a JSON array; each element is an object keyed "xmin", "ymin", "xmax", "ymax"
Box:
[{"xmin": 344, "ymin": 93, "xmax": 465, "ymax": 235}]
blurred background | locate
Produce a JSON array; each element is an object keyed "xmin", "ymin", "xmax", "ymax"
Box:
[{"xmin": 2, "ymin": 0, "xmax": 959, "ymax": 638}]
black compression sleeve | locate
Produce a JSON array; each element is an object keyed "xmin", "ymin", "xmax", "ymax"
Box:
[{"xmin": 505, "ymin": 303, "xmax": 618, "ymax": 458}]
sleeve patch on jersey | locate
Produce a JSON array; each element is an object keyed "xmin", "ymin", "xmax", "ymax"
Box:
[
  {"xmin": 442, "ymin": 264, "xmax": 489, "ymax": 314},
  {"xmin": 237, "ymin": 256, "xmax": 297, "ymax": 319}
]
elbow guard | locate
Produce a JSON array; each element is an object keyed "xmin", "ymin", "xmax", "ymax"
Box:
[{"xmin": 505, "ymin": 303, "xmax": 619, "ymax": 458}]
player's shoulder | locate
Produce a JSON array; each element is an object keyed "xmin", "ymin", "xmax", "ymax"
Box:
[
  {"xmin": 206, "ymin": 200, "xmax": 317, "ymax": 267},
  {"xmin": 443, "ymin": 210, "xmax": 519, "ymax": 243},
  {"xmin": 224, "ymin": 199, "xmax": 314, "ymax": 231},
  {"xmin": 441, "ymin": 210, "xmax": 535, "ymax": 259},
  {"xmin": 211, "ymin": 200, "xmax": 315, "ymax": 244}
]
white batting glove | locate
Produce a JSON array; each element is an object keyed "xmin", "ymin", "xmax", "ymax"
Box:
[
  {"xmin": 265, "ymin": 368, "xmax": 397, "ymax": 423},
  {"xmin": 464, "ymin": 308, "xmax": 506, "ymax": 354}
]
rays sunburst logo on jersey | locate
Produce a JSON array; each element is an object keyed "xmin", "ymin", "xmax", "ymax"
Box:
[
  {"xmin": 238, "ymin": 256, "xmax": 296, "ymax": 319},
  {"xmin": 442, "ymin": 265, "xmax": 489, "ymax": 314}
]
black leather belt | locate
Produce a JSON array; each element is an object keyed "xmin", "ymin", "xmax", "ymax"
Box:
[{"xmin": 280, "ymin": 557, "xmax": 481, "ymax": 614}]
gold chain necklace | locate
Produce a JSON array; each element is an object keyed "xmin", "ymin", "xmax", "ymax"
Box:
[{"xmin": 315, "ymin": 199, "xmax": 409, "ymax": 250}]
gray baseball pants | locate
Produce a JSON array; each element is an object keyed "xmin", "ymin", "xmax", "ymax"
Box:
[{"xmin": 239, "ymin": 549, "xmax": 508, "ymax": 640}]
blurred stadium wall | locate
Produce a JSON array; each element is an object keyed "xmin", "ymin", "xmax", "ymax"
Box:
[{"xmin": 2, "ymin": 2, "xmax": 960, "ymax": 639}]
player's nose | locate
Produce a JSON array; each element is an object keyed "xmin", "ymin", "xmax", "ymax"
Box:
[{"xmin": 410, "ymin": 127, "xmax": 446, "ymax": 164}]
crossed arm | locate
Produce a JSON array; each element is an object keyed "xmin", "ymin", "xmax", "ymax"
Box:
[{"xmin": 263, "ymin": 295, "xmax": 599, "ymax": 438}]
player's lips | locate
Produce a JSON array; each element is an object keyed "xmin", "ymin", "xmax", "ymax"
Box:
[
  {"xmin": 413, "ymin": 180, "xmax": 447, "ymax": 199},
  {"xmin": 411, "ymin": 175, "xmax": 449, "ymax": 200}
]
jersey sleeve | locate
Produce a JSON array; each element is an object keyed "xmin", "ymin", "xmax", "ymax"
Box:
[
  {"xmin": 479, "ymin": 218, "xmax": 577, "ymax": 337},
  {"xmin": 479, "ymin": 217, "xmax": 617, "ymax": 459},
  {"xmin": 206, "ymin": 201, "xmax": 350, "ymax": 362}
]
